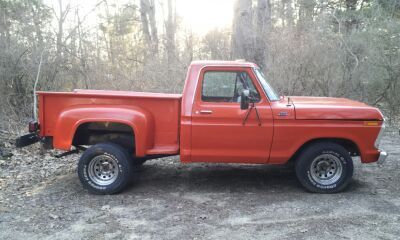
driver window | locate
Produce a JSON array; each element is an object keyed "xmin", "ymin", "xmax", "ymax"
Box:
[{"xmin": 202, "ymin": 71, "xmax": 260, "ymax": 102}]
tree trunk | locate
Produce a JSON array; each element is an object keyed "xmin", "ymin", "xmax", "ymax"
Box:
[
  {"xmin": 342, "ymin": 0, "xmax": 359, "ymax": 97},
  {"xmin": 298, "ymin": 0, "xmax": 316, "ymax": 29},
  {"xmin": 284, "ymin": 0, "xmax": 294, "ymax": 27},
  {"xmin": 140, "ymin": 0, "xmax": 151, "ymax": 44},
  {"xmin": 165, "ymin": 0, "xmax": 176, "ymax": 80},
  {"xmin": 32, "ymin": 6, "xmax": 43, "ymax": 48},
  {"xmin": 254, "ymin": 0, "xmax": 271, "ymax": 68},
  {"xmin": 345, "ymin": 0, "xmax": 358, "ymax": 34},
  {"xmin": 148, "ymin": 0, "xmax": 158, "ymax": 54},
  {"xmin": 232, "ymin": 0, "xmax": 255, "ymax": 61},
  {"xmin": 140, "ymin": 0, "xmax": 158, "ymax": 55},
  {"xmin": 56, "ymin": 0, "xmax": 64, "ymax": 61},
  {"xmin": 52, "ymin": 0, "xmax": 69, "ymax": 87}
]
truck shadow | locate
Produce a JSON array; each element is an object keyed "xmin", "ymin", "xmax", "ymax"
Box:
[
  {"xmin": 42, "ymin": 160, "xmax": 367, "ymax": 197},
  {"xmin": 126, "ymin": 159, "xmax": 367, "ymax": 195},
  {"xmin": 128, "ymin": 161, "xmax": 303, "ymax": 194}
]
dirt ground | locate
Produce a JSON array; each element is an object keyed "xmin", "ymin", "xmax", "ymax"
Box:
[{"xmin": 0, "ymin": 130, "xmax": 399, "ymax": 240}]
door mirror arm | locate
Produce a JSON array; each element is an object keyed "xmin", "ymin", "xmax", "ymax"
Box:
[{"xmin": 241, "ymin": 89, "xmax": 262, "ymax": 126}]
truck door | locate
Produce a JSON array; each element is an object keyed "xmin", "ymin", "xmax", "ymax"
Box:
[{"xmin": 190, "ymin": 66, "xmax": 274, "ymax": 164}]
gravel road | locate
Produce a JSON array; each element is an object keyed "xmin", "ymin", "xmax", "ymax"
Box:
[{"xmin": 0, "ymin": 131, "xmax": 399, "ymax": 239}]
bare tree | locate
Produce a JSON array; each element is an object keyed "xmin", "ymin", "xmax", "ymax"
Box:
[
  {"xmin": 1, "ymin": 0, "xmax": 400, "ymax": 130},
  {"xmin": 165, "ymin": 0, "xmax": 176, "ymax": 80},
  {"xmin": 201, "ymin": 28, "xmax": 231, "ymax": 60},
  {"xmin": 54, "ymin": 0, "xmax": 70, "ymax": 61},
  {"xmin": 298, "ymin": 0, "xmax": 316, "ymax": 29},
  {"xmin": 232, "ymin": 0, "xmax": 255, "ymax": 61},
  {"xmin": 140, "ymin": 0, "xmax": 158, "ymax": 54},
  {"xmin": 283, "ymin": 0, "xmax": 294, "ymax": 27},
  {"xmin": 254, "ymin": 0, "xmax": 271, "ymax": 69}
]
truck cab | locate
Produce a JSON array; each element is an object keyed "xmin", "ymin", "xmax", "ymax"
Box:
[
  {"xmin": 17, "ymin": 60, "xmax": 387, "ymax": 194},
  {"xmin": 180, "ymin": 61, "xmax": 277, "ymax": 164}
]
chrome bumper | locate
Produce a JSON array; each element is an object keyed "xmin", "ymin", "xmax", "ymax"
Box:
[{"xmin": 377, "ymin": 150, "xmax": 388, "ymax": 165}]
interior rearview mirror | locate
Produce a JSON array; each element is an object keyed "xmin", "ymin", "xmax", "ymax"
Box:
[{"xmin": 240, "ymin": 89, "xmax": 250, "ymax": 110}]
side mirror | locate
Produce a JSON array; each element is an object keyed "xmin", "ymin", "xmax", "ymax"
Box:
[{"xmin": 240, "ymin": 89, "xmax": 250, "ymax": 110}]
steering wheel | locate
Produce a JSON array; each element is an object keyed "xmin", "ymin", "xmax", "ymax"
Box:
[
  {"xmin": 248, "ymin": 89, "xmax": 259, "ymax": 101},
  {"xmin": 230, "ymin": 85, "xmax": 244, "ymax": 102}
]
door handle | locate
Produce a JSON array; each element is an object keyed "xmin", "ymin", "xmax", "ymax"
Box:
[{"xmin": 199, "ymin": 110, "xmax": 213, "ymax": 114}]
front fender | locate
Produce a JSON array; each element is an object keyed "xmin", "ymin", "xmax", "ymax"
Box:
[
  {"xmin": 269, "ymin": 120, "xmax": 380, "ymax": 164},
  {"xmin": 53, "ymin": 105, "xmax": 154, "ymax": 156}
]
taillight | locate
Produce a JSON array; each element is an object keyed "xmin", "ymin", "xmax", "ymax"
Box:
[{"xmin": 29, "ymin": 121, "xmax": 39, "ymax": 133}]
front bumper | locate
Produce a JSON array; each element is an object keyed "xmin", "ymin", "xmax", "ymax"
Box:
[{"xmin": 377, "ymin": 149, "xmax": 388, "ymax": 165}]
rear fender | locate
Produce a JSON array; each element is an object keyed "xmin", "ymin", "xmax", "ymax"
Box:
[{"xmin": 53, "ymin": 105, "xmax": 154, "ymax": 156}]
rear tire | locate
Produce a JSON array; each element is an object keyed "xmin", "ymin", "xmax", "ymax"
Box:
[
  {"xmin": 78, "ymin": 142, "xmax": 133, "ymax": 194},
  {"xmin": 295, "ymin": 142, "xmax": 353, "ymax": 193}
]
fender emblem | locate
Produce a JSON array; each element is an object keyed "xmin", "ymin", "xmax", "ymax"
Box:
[{"xmin": 278, "ymin": 112, "xmax": 288, "ymax": 117}]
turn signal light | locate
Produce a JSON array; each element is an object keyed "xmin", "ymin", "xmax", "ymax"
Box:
[{"xmin": 364, "ymin": 121, "xmax": 379, "ymax": 126}]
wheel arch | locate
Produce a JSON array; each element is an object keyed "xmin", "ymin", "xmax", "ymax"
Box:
[
  {"xmin": 288, "ymin": 137, "xmax": 361, "ymax": 163},
  {"xmin": 52, "ymin": 106, "xmax": 154, "ymax": 156},
  {"xmin": 72, "ymin": 121, "xmax": 136, "ymax": 153}
]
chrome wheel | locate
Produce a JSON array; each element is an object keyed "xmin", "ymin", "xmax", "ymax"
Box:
[
  {"xmin": 310, "ymin": 154, "xmax": 343, "ymax": 185},
  {"xmin": 88, "ymin": 155, "xmax": 119, "ymax": 186}
]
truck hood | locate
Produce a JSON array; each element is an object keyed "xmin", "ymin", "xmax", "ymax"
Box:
[{"xmin": 288, "ymin": 96, "xmax": 383, "ymax": 120}]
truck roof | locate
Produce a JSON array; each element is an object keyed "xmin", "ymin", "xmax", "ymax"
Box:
[{"xmin": 190, "ymin": 60, "xmax": 259, "ymax": 68}]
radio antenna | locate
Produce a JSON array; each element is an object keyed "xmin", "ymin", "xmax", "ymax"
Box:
[{"xmin": 33, "ymin": 49, "xmax": 45, "ymax": 121}]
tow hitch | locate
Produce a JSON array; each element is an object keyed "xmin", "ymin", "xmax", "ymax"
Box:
[{"xmin": 16, "ymin": 133, "xmax": 40, "ymax": 148}]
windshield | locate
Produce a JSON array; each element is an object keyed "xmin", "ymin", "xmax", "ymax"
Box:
[{"xmin": 253, "ymin": 68, "xmax": 280, "ymax": 101}]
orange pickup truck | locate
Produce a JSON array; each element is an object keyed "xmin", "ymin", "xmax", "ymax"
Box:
[{"xmin": 16, "ymin": 60, "xmax": 387, "ymax": 194}]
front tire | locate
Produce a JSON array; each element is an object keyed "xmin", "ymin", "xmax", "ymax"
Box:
[
  {"xmin": 295, "ymin": 142, "xmax": 354, "ymax": 193},
  {"xmin": 78, "ymin": 143, "xmax": 133, "ymax": 194}
]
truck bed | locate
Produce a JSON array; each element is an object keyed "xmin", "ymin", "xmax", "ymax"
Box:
[{"xmin": 37, "ymin": 89, "xmax": 182, "ymax": 155}]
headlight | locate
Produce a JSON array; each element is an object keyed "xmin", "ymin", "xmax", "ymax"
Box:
[{"xmin": 374, "ymin": 119, "xmax": 385, "ymax": 148}]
